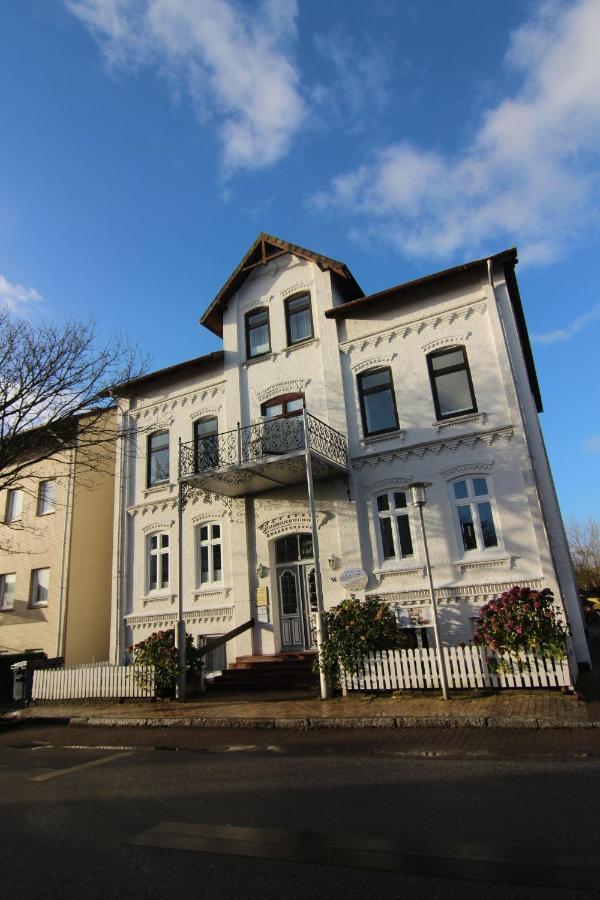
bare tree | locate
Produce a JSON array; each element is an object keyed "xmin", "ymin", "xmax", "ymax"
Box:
[
  {"xmin": 0, "ymin": 307, "xmax": 147, "ymax": 497},
  {"xmin": 567, "ymin": 517, "xmax": 600, "ymax": 592}
]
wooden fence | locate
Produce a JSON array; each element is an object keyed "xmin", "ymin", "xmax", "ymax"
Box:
[
  {"xmin": 341, "ymin": 645, "xmax": 573, "ymax": 693},
  {"xmin": 32, "ymin": 664, "xmax": 155, "ymax": 701}
]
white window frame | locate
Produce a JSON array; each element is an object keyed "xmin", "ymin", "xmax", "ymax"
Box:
[
  {"xmin": 0, "ymin": 573, "xmax": 16, "ymax": 611},
  {"xmin": 373, "ymin": 489, "xmax": 415, "ymax": 566},
  {"xmin": 30, "ymin": 568, "xmax": 50, "ymax": 607},
  {"xmin": 5, "ymin": 488, "xmax": 23, "ymax": 523},
  {"xmin": 450, "ymin": 476, "xmax": 501, "ymax": 554},
  {"xmin": 37, "ymin": 480, "xmax": 56, "ymax": 516},
  {"xmin": 196, "ymin": 522, "xmax": 223, "ymax": 586},
  {"xmin": 147, "ymin": 531, "xmax": 170, "ymax": 593}
]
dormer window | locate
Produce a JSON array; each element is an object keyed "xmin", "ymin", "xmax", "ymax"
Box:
[
  {"xmin": 246, "ymin": 307, "xmax": 271, "ymax": 359},
  {"xmin": 285, "ymin": 293, "xmax": 313, "ymax": 345}
]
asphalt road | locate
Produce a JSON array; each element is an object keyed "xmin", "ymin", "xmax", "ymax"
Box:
[{"xmin": 1, "ymin": 722, "xmax": 599, "ymax": 899}]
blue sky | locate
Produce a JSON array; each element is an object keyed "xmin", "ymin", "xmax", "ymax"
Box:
[{"xmin": 1, "ymin": 0, "xmax": 599, "ymax": 521}]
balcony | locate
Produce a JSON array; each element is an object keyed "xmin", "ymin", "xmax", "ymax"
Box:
[{"xmin": 179, "ymin": 412, "xmax": 349, "ymax": 498}]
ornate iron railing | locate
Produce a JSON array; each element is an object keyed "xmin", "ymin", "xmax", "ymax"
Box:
[{"xmin": 179, "ymin": 411, "xmax": 348, "ymax": 479}]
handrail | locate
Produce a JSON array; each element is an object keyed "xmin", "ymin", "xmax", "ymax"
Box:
[{"xmin": 198, "ymin": 618, "xmax": 254, "ymax": 658}]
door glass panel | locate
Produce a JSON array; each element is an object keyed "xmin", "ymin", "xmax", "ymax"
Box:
[
  {"xmin": 307, "ymin": 568, "xmax": 318, "ymax": 612},
  {"xmin": 276, "ymin": 535, "xmax": 298, "ymax": 563},
  {"xmin": 280, "ymin": 571, "xmax": 298, "ymax": 615},
  {"xmin": 299, "ymin": 533, "xmax": 313, "ymax": 559}
]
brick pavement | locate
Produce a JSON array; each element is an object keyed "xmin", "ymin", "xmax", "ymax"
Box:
[{"xmin": 4, "ymin": 688, "xmax": 600, "ymax": 730}]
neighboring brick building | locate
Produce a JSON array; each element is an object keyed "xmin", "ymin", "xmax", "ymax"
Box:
[{"xmin": 0, "ymin": 411, "xmax": 116, "ymax": 664}]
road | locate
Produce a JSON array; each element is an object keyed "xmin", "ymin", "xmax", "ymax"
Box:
[{"xmin": 1, "ymin": 721, "xmax": 599, "ymax": 899}]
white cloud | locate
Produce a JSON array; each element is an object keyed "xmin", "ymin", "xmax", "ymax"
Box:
[
  {"xmin": 533, "ymin": 301, "xmax": 600, "ymax": 343},
  {"xmin": 0, "ymin": 274, "xmax": 42, "ymax": 312},
  {"xmin": 583, "ymin": 436, "xmax": 600, "ymax": 453},
  {"xmin": 311, "ymin": 0, "xmax": 600, "ymax": 262},
  {"xmin": 66, "ymin": 0, "xmax": 306, "ymax": 173}
]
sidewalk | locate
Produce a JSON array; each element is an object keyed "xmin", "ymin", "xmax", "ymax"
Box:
[{"xmin": 4, "ymin": 688, "xmax": 600, "ymax": 730}]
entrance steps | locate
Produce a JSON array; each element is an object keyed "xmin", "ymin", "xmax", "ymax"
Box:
[{"xmin": 206, "ymin": 652, "xmax": 318, "ymax": 692}]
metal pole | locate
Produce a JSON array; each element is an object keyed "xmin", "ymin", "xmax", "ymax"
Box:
[
  {"xmin": 303, "ymin": 410, "xmax": 329, "ymax": 700},
  {"xmin": 416, "ymin": 502, "xmax": 449, "ymax": 701},
  {"xmin": 176, "ymin": 440, "xmax": 187, "ymax": 700}
]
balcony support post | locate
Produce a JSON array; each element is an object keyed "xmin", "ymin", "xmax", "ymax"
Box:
[{"xmin": 303, "ymin": 409, "xmax": 329, "ymax": 700}]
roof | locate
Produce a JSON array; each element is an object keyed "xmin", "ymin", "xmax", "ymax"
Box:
[
  {"xmin": 199, "ymin": 232, "xmax": 364, "ymax": 336},
  {"xmin": 324, "ymin": 247, "xmax": 542, "ymax": 413},
  {"xmin": 107, "ymin": 350, "xmax": 224, "ymax": 397}
]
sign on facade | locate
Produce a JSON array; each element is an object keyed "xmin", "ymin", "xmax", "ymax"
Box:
[
  {"xmin": 396, "ymin": 605, "xmax": 432, "ymax": 628},
  {"xmin": 339, "ymin": 568, "xmax": 369, "ymax": 593}
]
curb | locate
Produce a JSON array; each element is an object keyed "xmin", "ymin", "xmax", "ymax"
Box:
[{"xmin": 60, "ymin": 714, "xmax": 600, "ymax": 730}]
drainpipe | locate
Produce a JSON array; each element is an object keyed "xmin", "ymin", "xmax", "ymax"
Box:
[{"xmin": 303, "ymin": 409, "xmax": 329, "ymax": 700}]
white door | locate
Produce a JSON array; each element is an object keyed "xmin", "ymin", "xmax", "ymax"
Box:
[{"xmin": 278, "ymin": 567, "xmax": 304, "ymax": 649}]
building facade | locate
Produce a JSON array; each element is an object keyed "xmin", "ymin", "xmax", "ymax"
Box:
[
  {"xmin": 0, "ymin": 412, "xmax": 116, "ymax": 665},
  {"xmin": 109, "ymin": 234, "xmax": 589, "ymax": 673}
]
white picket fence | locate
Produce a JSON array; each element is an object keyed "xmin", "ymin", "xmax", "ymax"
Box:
[
  {"xmin": 341, "ymin": 645, "xmax": 573, "ymax": 692},
  {"xmin": 32, "ymin": 664, "xmax": 156, "ymax": 701}
]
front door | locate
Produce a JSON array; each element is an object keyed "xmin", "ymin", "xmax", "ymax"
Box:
[{"xmin": 275, "ymin": 533, "xmax": 317, "ymax": 651}]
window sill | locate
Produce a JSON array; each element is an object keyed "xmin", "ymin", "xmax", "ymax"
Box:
[
  {"xmin": 36, "ymin": 510, "xmax": 56, "ymax": 517},
  {"xmin": 455, "ymin": 553, "xmax": 513, "ymax": 572},
  {"xmin": 0, "ymin": 606, "xmax": 14, "ymax": 612},
  {"xmin": 28, "ymin": 602, "xmax": 48, "ymax": 609},
  {"xmin": 374, "ymin": 564, "xmax": 425, "ymax": 578},
  {"xmin": 433, "ymin": 412, "xmax": 486, "ymax": 431},
  {"xmin": 243, "ymin": 352, "xmax": 274, "ymax": 368},
  {"xmin": 282, "ymin": 337, "xmax": 319, "ymax": 357},
  {"xmin": 142, "ymin": 483, "xmax": 173, "ymax": 498},
  {"xmin": 360, "ymin": 429, "xmax": 406, "ymax": 449},
  {"xmin": 193, "ymin": 586, "xmax": 227, "ymax": 598},
  {"xmin": 142, "ymin": 592, "xmax": 176, "ymax": 607}
]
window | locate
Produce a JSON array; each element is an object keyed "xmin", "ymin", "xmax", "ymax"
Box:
[
  {"xmin": 5, "ymin": 488, "xmax": 23, "ymax": 523},
  {"xmin": 148, "ymin": 532, "xmax": 169, "ymax": 592},
  {"xmin": 285, "ymin": 293, "xmax": 313, "ymax": 345},
  {"xmin": 261, "ymin": 394, "xmax": 304, "ymax": 419},
  {"xmin": 147, "ymin": 432, "xmax": 169, "ymax": 487},
  {"xmin": 376, "ymin": 491, "xmax": 414, "ymax": 562},
  {"xmin": 197, "ymin": 523, "xmax": 222, "ymax": 585},
  {"xmin": 357, "ymin": 367, "xmax": 399, "ymax": 436},
  {"xmin": 194, "ymin": 417, "xmax": 219, "ymax": 472},
  {"xmin": 245, "ymin": 307, "xmax": 271, "ymax": 359},
  {"xmin": 452, "ymin": 477, "xmax": 498, "ymax": 552},
  {"xmin": 30, "ymin": 568, "xmax": 50, "ymax": 607},
  {"xmin": 0, "ymin": 574, "xmax": 16, "ymax": 611},
  {"xmin": 427, "ymin": 346, "xmax": 477, "ymax": 420},
  {"xmin": 37, "ymin": 480, "xmax": 56, "ymax": 515}
]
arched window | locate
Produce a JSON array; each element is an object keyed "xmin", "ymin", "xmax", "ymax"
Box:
[
  {"xmin": 427, "ymin": 346, "xmax": 477, "ymax": 420},
  {"xmin": 147, "ymin": 532, "xmax": 169, "ymax": 592},
  {"xmin": 452, "ymin": 477, "xmax": 498, "ymax": 552},
  {"xmin": 375, "ymin": 490, "xmax": 414, "ymax": 563},
  {"xmin": 194, "ymin": 417, "xmax": 219, "ymax": 472},
  {"xmin": 196, "ymin": 522, "xmax": 223, "ymax": 585}
]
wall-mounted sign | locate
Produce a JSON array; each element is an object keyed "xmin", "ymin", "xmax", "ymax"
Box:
[
  {"xmin": 256, "ymin": 586, "xmax": 269, "ymax": 607},
  {"xmin": 396, "ymin": 605, "xmax": 432, "ymax": 628},
  {"xmin": 339, "ymin": 568, "xmax": 369, "ymax": 593}
]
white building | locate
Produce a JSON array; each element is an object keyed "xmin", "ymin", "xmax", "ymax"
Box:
[{"xmin": 108, "ymin": 234, "xmax": 590, "ymax": 677}]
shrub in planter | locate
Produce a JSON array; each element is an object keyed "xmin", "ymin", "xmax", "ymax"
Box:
[
  {"xmin": 473, "ymin": 586, "xmax": 568, "ymax": 666},
  {"xmin": 320, "ymin": 596, "xmax": 408, "ymax": 683},
  {"xmin": 129, "ymin": 629, "xmax": 202, "ymax": 698}
]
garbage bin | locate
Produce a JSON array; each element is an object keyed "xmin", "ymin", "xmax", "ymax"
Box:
[{"xmin": 11, "ymin": 661, "xmax": 28, "ymax": 702}]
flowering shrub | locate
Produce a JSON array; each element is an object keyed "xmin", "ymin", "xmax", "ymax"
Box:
[
  {"xmin": 320, "ymin": 596, "xmax": 408, "ymax": 682},
  {"xmin": 129, "ymin": 629, "xmax": 202, "ymax": 698},
  {"xmin": 473, "ymin": 586, "xmax": 568, "ymax": 662}
]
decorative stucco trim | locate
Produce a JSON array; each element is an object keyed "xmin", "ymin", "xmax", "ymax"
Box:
[
  {"xmin": 258, "ymin": 511, "xmax": 330, "ymax": 538},
  {"xmin": 128, "ymin": 499, "xmax": 179, "ymax": 516},
  {"xmin": 141, "ymin": 520, "xmax": 175, "ymax": 534},
  {"xmin": 142, "ymin": 593, "xmax": 177, "ymax": 607},
  {"xmin": 440, "ymin": 461, "xmax": 495, "ymax": 479},
  {"xmin": 374, "ymin": 566, "xmax": 426, "ymax": 580},
  {"xmin": 130, "ymin": 381, "xmax": 227, "ymax": 421},
  {"xmin": 360, "ymin": 429, "xmax": 406, "ymax": 449},
  {"xmin": 351, "ymin": 426, "xmax": 514, "ymax": 469},
  {"xmin": 433, "ymin": 412, "xmax": 487, "ymax": 432},
  {"xmin": 420, "ymin": 333, "xmax": 471, "ymax": 353},
  {"xmin": 239, "ymin": 294, "xmax": 274, "ymax": 314},
  {"xmin": 192, "ymin": 587, "xmax": 231, "ymax": 601},
  {"xmin": 365, "ymin": 477, "xmax": 414, "ymax": 496},
  {"xmin": 191, "ymin": 511, "xmax": 226, "ymax": 525},
  {"xmin": 351, "ymin": 355, "xmax": 397, "ymax": 373},
  {"xmin": 255, "ymin": 379, "xmax": 309, "ymax": 403},
  {"xmin": 367, "ymin": 577, "xmax": 544, "ymax": 604},
  {"xmin": 126, "ymin": 606, "xmax": 235, "ymax": 627},
  {"xmin": 189, "ymin": 404, "xmax": 223, "ymax": 421},
  {"xmin": 340, "ymin": 299, "xmax": 486, "ymax": 356},
  {"xmin": 281, "ymin": 281, "xmax": 312, "ymax": 299},
  {"xmin": 457, "ymin": 555, "xmax": 514, "ymax": 572}
]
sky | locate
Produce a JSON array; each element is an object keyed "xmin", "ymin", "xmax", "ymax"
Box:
[{"xmin": 1, "ymin": 0, "xmax": 599, "ymax": 521}]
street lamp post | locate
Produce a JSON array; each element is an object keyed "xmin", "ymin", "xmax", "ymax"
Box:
[{"xmin": 408, "ymin": 482, "xmax": 450, "ymax": 701}]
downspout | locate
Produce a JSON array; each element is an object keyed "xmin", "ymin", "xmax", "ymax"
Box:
[
  {"xmin": 56, "ymin": 446, "xmax": 77, "ymax": 659},
  {"xmin": 486, "ymin": 259, "xmax": 577, "ymax": 678}
]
